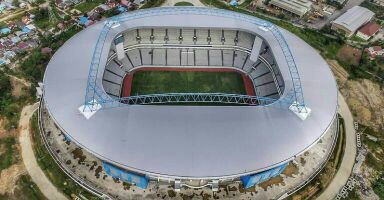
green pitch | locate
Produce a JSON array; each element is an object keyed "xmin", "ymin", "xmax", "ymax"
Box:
[{"xmin": 130, "ymin": 71, "xmax": 246, "ymax": 95}]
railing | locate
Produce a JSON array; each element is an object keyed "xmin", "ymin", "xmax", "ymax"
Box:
[
  {"xmin": 95, "ymin": 92, "xmax": 296, "ymax": 109},
  {"xmin": 276, "ymin": 114, "xmax": 340, "ymax": 199},
  {"xmin": 83, "ymin": 7, "xmax": 307, "ymax": 112},
  {"xmin": 38, "ymin": 100, "xmax": 113, "ymax": 199}
]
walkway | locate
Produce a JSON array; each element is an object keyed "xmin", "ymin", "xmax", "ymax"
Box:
[
  {"xmin": 18, "ymin": 103, "xmax": 68, "ymax": 200},
  {"xmin": 317, "ymin": 93, "xmax": 357, "ymax": 200}
]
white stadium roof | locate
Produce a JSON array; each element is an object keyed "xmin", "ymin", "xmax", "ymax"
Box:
[{"xmin": 43, "ymin": 7, "xmax": 338, "ymax": 179}]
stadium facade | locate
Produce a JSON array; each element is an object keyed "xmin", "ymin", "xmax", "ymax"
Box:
[{"xmin": 41, "ymin": 7, "xmax": 338, "ymax": 191}]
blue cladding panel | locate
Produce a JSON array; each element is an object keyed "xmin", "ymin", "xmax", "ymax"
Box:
[
  {"xmin": 102, "ymin": 162, "xmax": 149, "ymax": 189},
  {"xmin": 241, "ymin": 162, "xmax": 288, "ymax": 188},
  {"xmin": 63, "ymin": 134, "xmax": 71, "ymax": 142}
]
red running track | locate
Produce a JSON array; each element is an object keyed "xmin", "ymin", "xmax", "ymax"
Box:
[{"xmin": 121, "ymin": 67, "xmax": 256, "ymax": 97}]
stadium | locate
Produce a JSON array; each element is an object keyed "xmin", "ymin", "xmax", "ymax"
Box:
[{"xmin": 41, "ymin": 7, "xmax": 338, "ymax": 192}]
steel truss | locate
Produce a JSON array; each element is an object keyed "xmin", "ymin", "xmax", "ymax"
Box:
[{"xmin": 83, "ymin": 7, "xmax": 308, "ymax": 113}]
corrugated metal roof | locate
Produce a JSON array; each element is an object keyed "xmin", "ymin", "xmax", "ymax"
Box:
[{"xmin": 333, "ymin": 6, "xmax": 374, "ymax": 33}]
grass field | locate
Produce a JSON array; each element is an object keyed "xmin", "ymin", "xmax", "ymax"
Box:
[
  {"xmin": 75, "ymin": 0, "xmax": 105, "ymax": 13},
  {"xmin": 130, "ymin": 71, "xmax": 247, "ymax": 95},
  {"xmin": 174, "ymin": 2, "xmax": 194, "ymax": 6}
]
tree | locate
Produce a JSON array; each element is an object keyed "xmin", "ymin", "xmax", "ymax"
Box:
[{"xmin": 12, "ymin": 0, "xmax": 20, "ymax": 7}]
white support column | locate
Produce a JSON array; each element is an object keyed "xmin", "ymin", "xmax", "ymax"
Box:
[
  {"xmin": 289, "ymin": 101, "xmax": 311, "ymax": 120},
  {"xmin": 78, "ymin": 99, "xmax": 102, "ymax": 119},
  {"xmin": 211, "ymin": 180, "xmax": 219, "ymax": 192},
  {"xmin": 249, "ymin": 37, "xmax": 263, "ymax": 62},
  {"xmin": 174, "ymin": 180, "xmax": 181, "ymax": 192}
]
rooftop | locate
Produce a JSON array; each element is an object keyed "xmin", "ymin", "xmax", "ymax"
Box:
[
  {"xmin": 358, "ymin": 22, "xmax": 381, "ymax": 36},
  {"xmin": 270, "ymin": 0, "xmax": 312, "ymax": 17},
  {"xmin": 42, "ymin": 7, "xmax": 338, "ymax": 179},
  {"xmin": 332, "ymin": 6, "xmax": 374, "ymax": 33}
]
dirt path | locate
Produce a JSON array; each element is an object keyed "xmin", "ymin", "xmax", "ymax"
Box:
[
  {"xmin": 18, "ymin": 103, "xmax": 68, "ymax": 200},
  {"xmin": 0, "ymin": 4, "xmax": 37, "ymax": 23}
]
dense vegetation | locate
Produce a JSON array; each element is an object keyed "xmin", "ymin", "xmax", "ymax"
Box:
[
  {"xmin": 373, "ymin": 177, "xmax": 384, "ymax": 200},
  {"xmin": 0, "ymin": 137, "xmax": 17, "ymax": 171},
  {"xmin": 32, "ymin": 8, "xmax": 50, "ymax": 29},
  {"xmin": 0, "ymin": 71, "xmax": 23, "ymax": 129},
  {"xmin": 361, "ymin": 0, "xmax": 384, "ymax": 20},
  {"xmin": 141, "ymin": 0, "xmax": 166, "ymax": 8}
]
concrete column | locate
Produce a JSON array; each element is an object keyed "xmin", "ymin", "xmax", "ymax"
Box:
[{"xmin": 250, "ymin": 37, "xmax": 263, "ymax": 62}]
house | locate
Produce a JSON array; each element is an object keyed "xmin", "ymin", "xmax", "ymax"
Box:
[
  {"xmin": 374, "ymin": 0, "xmax": 384, "ymax": 6},
  {"xmin": 365, "ymin": 46, "xmax": 384, "ymax": 59},
  {"xmin": 57, "ymin": 22, "xmax": 65, "ymax": 31},
  {"xmin": 15, "ymin": 31, "xmax": 25, "ymax": 37},
  {"xmin": 270, "ymin": 0, "xmax": 312, "ymax": 17},
  {"xmin": 230, "ymin": 0, "xmax": 239, "ymax": 6},
  {"xmin": 2, "ymin": 39, "xmax": 14, "ymax": 48},
  {"xmin": 79, "ymin": 16, "xmax": 89, "ymax": 25},
  {"xmin": 25, "ymin": 24, "xmax": 36, "ymax": 31},
  {"xmin": 3, "ymin": 50, "xmax": 16, "ymax": 59},
  {"xmin": 11, "ymin": 36, "xmax": 21, "ymax": 43},
  {"xmin": 16, "ymin": 42, "xmax": 29, "ymax": 53},
  {"xmin": 98, "ymin": 4, "xmax": 111, "ymax": 11},
  {"xmin": 41, "ymin": 47, "xmax": 52, "ymax": 54},
  {"xmin": 7, "ymin": 22, "xmax": 17, "ymax": 30},
  {"xmin": 356, "ymin": 22, "xmax": 381, "ymax": 40},
  {"xmin": 19, "ymin": 34, "xmax": 28, "ymax": 41},
  {"xmin": 331, "ymin": 6, "xmax": 374, "ymax": 37},
  {"xmin": 1, "ymin": 27, "xmax": 11, "ymax": 34},
  {"xmin": 116, "ymin": 5, "xmax": 127, "ymax": 13},
  {"xmin": 26, "ymin": 39, "xmax": 39, "ymax": 48},
  {"xmin": 22, "ymin": 16, "xmax": 31, "ymax": 25},
  {"xmin": 0, "ymin": 3, "xmax": 6, "ymax": 12},
  {"xmin": 22, "ymin": 26, "xmax": 31, "ymax": 33},
  {"xmin": 121, "ymin": 0, "xmax": 129, "ymax": 6},
  {"xmin": 19, "ymin": 2, "xmax": 27, "ymax": 8}
]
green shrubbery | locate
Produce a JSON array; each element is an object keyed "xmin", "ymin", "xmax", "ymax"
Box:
[
  {"xmin": 0, "ymin": 137, "xmax": 17, "ymax": 171},
  {"xmin": 141, "ymin": 0, "xmax": 166, "ymax": 8},
  {"xmin": 373, "ymin": 177, "xmax": 384, "ymax": 200}
]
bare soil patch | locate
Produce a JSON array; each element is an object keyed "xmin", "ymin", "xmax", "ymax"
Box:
[
  {"xmin": 282, "ymin": 162, "xmax": 299, "ymax": 177},
  {"xmin": 258, "ymin": 176, "xmax": 285, "ymax": 191},
  {"xmin": 0, "ymin": 164, "xmax": 25, "ymax": 194},
  {"xmin": 328, "ymin": 60, "xmax": 384, "ymax": 131},
  {"xmin": 336, "ymin": 45, "xmax": 362, "ymax": 66},
  {"xmin": 9, "ymin": 75, "xmax": 30, "ymax": 98}
]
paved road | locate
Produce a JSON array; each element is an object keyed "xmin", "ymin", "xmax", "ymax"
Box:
[
  {"xmin": 317, "ymin": 93, "xmax": 357, "ymax": 200},
  {"xmin": 19, "ymin": 103, "xmax": 68, "ymax": 200}
]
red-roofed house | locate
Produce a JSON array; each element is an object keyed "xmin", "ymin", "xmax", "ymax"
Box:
[
  {"xmin": 365, "ymin": 46, "xmax": 384, "ymax": 59},
  {"xmin": 356, "ymin": 22, "xmax": 381, "ymax": 40}
]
